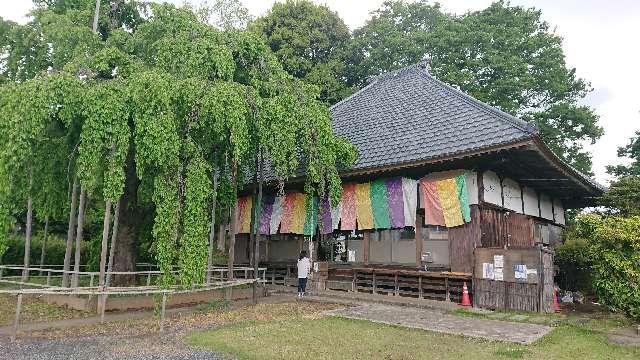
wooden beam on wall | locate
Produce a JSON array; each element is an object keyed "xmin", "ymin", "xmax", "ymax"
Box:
[
  {"xmin": 415, "ymin": 215, "xmax": 423, "ymax": 268},
  {"xmin": 363, "ymin": 232, "xmax": 370, "ymax": 265}
]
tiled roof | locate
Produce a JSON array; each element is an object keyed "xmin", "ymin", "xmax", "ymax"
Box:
[{"xmin": 330, "ymin": 63, "xmax": 538, "ymax": 170}]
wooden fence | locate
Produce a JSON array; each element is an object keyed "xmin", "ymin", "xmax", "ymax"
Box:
[
  {"xmin": 473, "ymin": 279, "xmax": 540, "ymax": 312},
  {"xmin": 272, "ymin": 265, "xmax": 473, "ymax": 303}
]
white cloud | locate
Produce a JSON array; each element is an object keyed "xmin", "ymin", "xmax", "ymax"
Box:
[{"xmin": 2, "ymin": 0, "xmax": 638, "ymax": 184}]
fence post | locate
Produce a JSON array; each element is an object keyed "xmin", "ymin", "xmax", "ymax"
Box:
[
  {"xmin": 352, "ymin": 270, "xmax": 356, "ymax": 292},
  {"xmin": 46, "ymin": 271, "xmax": 51, "ymax": 287},
  {"xmin": 372, "ymin": 272, "xmax": 377, "ymax": 294},
  {"xmin": 394, "ymin": 273, "xmax": 399, "ymax": 296},
  {"xmin": 147, "ymin": 272, "xmax": 152, "ymax": 286},
  {"xmin": 89, "ymin": 273, "xmax": 94, "ymax": 287},
  {"xmin": 11, "ymin": 293, "xmax": 23, "ymax": 341},
  {"xmin": 445, "ymin": 277, "xmax": 450, "ymax": 302},
  {"xmin": 419, "ymin": 276, "xmax": 423, "ymax": 299},
  {"xmin": 159, "ymin": 292, "xmax": 167, "ymax": 333}
]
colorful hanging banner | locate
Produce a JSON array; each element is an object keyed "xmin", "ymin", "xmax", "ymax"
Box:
[
  {"xmin": 456, "ymin": 175, "xmax": 471, "ymax": 222},
  {"xmin": 386, "ymin": 178, "xmax": 405, "ymax": 228},
  {"xmin": 436, "ymin": 178, "xmax": 464, "ymax": 227},
  {"xmin": 341, "ymin": 184, "xmax": 357, "ymax": 230},
  {"xmin": 303, "ymin": 196, "xmax": 318, "ymax": 235},
  {"xmin": 331, "ymin": 201, "xmax": 342, "ymax": 231},
  {"xmin": 355, "ymin": 182, "xmax": 374, "ymax": 230},
  {"xmin": 279, "ymin": 193, "xmax": 296, "ymax": 233},
  {"xmin": 402, "ymin": 178, "xmax": 418, "ymax": 227},
  {"xmin": 289, "ymin": 192, "xmax": 307, "ymax": 234},
  {"xmin": 421, "ymin": 180, "xmax": 445, "ymax": 226},
  {"xmin": 370, "ymin": 179, "xmax": 391, "ymax": 228},
  {"xmin": 258, "ymin": 195, "xmax": 274, "ymax": 235},
  {"xmin": 237, "ymin": 196, "xmax": 253, "ymax": 234},
  {"xmin": 269, "ymin": 196, "xmax": 284, "ymax": 235}
]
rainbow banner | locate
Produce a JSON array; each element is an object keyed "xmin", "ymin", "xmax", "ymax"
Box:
[
  {"xmin": 235, "ymin": 196, "xmax": 253, "ymax": 234},
  {"xmin": 421, "ymin": 174, "xmax": 471, "ymax": 228},
  {"xmin": 234, "ymin": 175, "xmax": 468, "ymax": 235}
]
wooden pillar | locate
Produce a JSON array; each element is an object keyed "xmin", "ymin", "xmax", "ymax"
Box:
[
  {"xmin": 159, "ymin": 292, "xmax": 167, "ymax": 333},
  {"xmin": 415, "ymin": 215, "xmax": 423, "ymax": 268},
  {"xmin": 363, "ymin": 232, "xmax": 370, "ymax": 265},
  {"xmin": 11, "ymin": 293, "xmax": 22, "ymax": 341}
]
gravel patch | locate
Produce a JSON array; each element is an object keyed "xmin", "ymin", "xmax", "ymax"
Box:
[{"xmin": 0, "ymin": 331, "xmax": 223, "ymax": 360}]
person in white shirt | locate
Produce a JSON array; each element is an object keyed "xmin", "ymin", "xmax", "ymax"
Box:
[{"xmin": 297, "ymin": 251, "xmax": 311, "ymax": 298}]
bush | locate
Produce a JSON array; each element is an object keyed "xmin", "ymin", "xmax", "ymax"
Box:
[
  {"xmin": 555, "ymin": 238, "xmax": 592, "ymax": 293},
  {"xmin": 587, "ymin": 215, "xmax": 640, "ymax": 321},
  {"xmin": 0, "ymin": 232, "xmax": 89, "ymax": 267}
]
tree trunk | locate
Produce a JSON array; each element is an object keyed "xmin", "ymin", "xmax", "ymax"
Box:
[
  {"xmin": 227, "ymin": 161, "xmax": 238, "ymax": 280},
  {"xmin": 253, "ymin": 150, "xmax": 264, "ymax": 304},
  {"xmin": 63, "ymin": 178, "xmax": 78, "ymax": 287},
  {"xmin": 21, "ymin": 194, "xmax": 33, "ymax": 282},
  {"xmin": 98, "ymin": 200, "xmax": 112, "ymax": 288},
  {"xmin": 217, "ymin": 215, "xmax": 227, "ymax": 251},
  {"xmin": 112, "ymin": 144, "xmax": 140, "ymax": 286},
  {"xmin": 39, "ymin": 216, "xmax": 49, "ymax": 275},
  {"xmin": 206, "ymin": 169, "xmax": 219, "ymax": 285},
  {"xmin": 92, "ymin": 0, "xmax": 101, "ymax": 33},
  {"xmin": 71, "ymin": 186, "xmax": 87, "ymax": 288},
  {"xmin": 106, "ymin": 199, "xmax": 121, "ymax": 287}
]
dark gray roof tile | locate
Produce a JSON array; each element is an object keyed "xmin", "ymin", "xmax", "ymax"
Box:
[{"xmin": 330, "ymin": 63, "xmax": 537, "ymax": 170}]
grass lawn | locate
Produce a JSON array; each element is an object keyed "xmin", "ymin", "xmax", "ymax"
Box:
[{"xmin": 187, "ymin": 306, "xmax": 640, "ymax": 360}]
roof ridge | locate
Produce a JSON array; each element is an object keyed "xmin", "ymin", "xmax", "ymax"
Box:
[{"xmin": 414, "ymin": 68, "xmax": 538, "ymax": 136}]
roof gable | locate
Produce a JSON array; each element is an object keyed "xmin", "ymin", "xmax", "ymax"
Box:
[{"xmin": 330, "ymin": 63, "xmax": 537, "ymax": 171}]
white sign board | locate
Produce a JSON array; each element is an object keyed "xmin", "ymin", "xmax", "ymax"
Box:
[
  {"xmin": 493, "ymin": 255, "xmax": 504, "ymax": 268},
  {"xmin": 494, "ymin": 268, "xmax": 504, "ymax": 281},
  {"xmin": 483, "ymin": 263, "xmax": 495, "ymax": 280}
]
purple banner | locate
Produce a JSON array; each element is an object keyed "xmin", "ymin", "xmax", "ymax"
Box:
[
  {"xmin": 259, "ymin": 196, "xmax": 275, "ymax": 235},
  {"xmin": 386, "ymin": 178, "xmax": 405, "ymax": 228}
]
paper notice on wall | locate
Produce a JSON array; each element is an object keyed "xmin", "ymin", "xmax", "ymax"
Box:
[
  {"xmin": 514, "ymin": 264, "xmax": 527, "ymax": 280},
  {"xmin": 493, "ymin": 255, "xmax": 504, "ymax": 268},
  {"xmin": 313, "ymin": 262, "xmax": 319, "ymax": 272},
  {"xmin": 348, "ymin": 250, "xmax": 355, "ymax": 262},
  {"xmin": 482, "ymin": 263, "xmax": 494, "ymax": 279},
  {"xmin": 494, "ymin": 268, "xmax": 504, "ymax": 281}
]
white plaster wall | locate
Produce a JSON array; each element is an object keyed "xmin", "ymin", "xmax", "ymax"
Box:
[
  {"xmin": 483, "ymin": 171, "xmax": 503, "ymax": 206},
  {"xmin": 464, "ymin": 171, "xmax": 479, "ymax": 205},
  {"xmin": 502, "ymin": 178, "xmax": 523, "ymax": 213},
  {"xmin": 553, "ymin": 199, "xmax": 566, "ymax": 225},
  {"xmin": 539, "ymin": 193, "xmax": 554, "ymax": 220},
  {"xmin": 522, "ymin": 187, "xmax": 539, "ymax": 217}
]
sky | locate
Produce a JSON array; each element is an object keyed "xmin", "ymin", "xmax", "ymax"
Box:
[{"xmin": 2, "ymin": 0, "xmax": 639, "ymax": 185}]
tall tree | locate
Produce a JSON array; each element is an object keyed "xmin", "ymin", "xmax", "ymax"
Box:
[
  {"xmin": 0, "ymin": 2, "xmax": 356, "ymax": 290},
  {"xmin": 250, "ymin": 0, "xmax": 352, "ymax": 104},
  {"xmin": 606, "ymin": 130, "xmax": 640, "ymax": 177},
  {"xmin": 348, "ymin": 1, "xmax": 603, "ymax": 174}
]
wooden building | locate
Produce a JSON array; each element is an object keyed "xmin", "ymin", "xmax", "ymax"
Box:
[{"xmin": 234, "ymin": 62, "xmax": 603, "ymax": 311}]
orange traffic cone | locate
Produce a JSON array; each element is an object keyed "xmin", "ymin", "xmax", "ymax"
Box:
[
  {"xmin": 460, "ymin": 281, "xmax": 472, "ymax": 307},
  {"xmin": 553, "ymin": 288, "xmax": 561, "ymax": 313}
]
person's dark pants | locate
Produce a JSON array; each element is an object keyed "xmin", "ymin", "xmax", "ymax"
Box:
[{"xmin": 298, "ymin": 277, "xmax": 308, "ymax": 293}]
